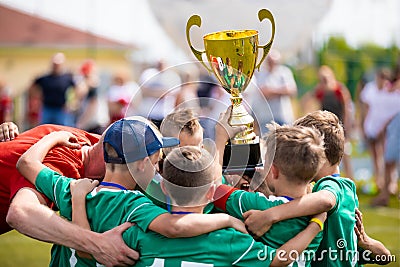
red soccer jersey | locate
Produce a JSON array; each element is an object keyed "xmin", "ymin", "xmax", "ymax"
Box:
[{"xmin": 0, "ymin": 124, "xmax": 100, "ymax": 234}]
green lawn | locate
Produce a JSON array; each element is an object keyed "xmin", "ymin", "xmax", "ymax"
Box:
[
  {"xmin": 358, "ymin": 193, "xmax": 400, "ymax": 267},
  {"xmin": 0, "ymin": 192, "xmax": 398, "ymax": 266}
]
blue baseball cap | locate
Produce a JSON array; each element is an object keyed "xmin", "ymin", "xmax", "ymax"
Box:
[{"xmin": 103, "ymin": 117, "xmax": 180, "ymax": 164}]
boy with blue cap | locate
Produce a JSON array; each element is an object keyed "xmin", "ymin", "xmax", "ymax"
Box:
[{"xmin": 17, "ymin": 116, "xmax": 246, "ymax": 266}]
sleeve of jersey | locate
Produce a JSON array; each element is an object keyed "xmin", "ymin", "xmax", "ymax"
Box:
[
  {"xmin": 214, "ymin": 185, "xmax": 280, "ymax": 220},
  {"xmin": 213, "ymin": 184, "xmax": 239, "ymax": 212},
  {"xmin": 124, "ymin": 195, "xmax": 168, "ymax": 232},
  {"xmin": 35, "ymin": 167, "xmax": 73, "ymax": 210},
  {"xmin": 230, "ymin": 231, "xmax": 276, "ymax": 266},
  {"xmin": 122, "ymin": 225, "xmax": 140, "ymax": 250},
  {"xmin": 313, "ymin": 177, "xmax": 341, "ymax": 213}
]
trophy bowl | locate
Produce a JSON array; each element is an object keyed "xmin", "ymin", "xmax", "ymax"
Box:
[{"xmin": 186, "ymin": 9, "xmax": 275, "ymax": 173}]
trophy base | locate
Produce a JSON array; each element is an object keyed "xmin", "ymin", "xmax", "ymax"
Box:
[{"xmin": 222, "ymin": 140, "xmax": 263, "ymax": 178}]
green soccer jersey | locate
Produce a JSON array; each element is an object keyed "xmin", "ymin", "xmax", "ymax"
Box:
[
  {"xmin": 35, "ymin": 167, "xmax": 168, "ymax": 267},
  {"xmin": 214, "ymin": 185, "xmax": 323, "ymax": 267},
  {"xmin": 145, "ymin": 175, "xmax": 228, "ymax": 214},
  {"xmin": 124, "ymin": 225, "xmax": 276, "ymax": 267},
  {"xmin": 311, "ymin": 176, "xmax": 359, "ymax": 267}
]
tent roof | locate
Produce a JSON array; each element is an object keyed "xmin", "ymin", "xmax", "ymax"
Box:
[{"xmin": 0, "ymin": 4, "xmax": 131, "ymax": 48}]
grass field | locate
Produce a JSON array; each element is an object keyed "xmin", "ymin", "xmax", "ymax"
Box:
[{"xmin": 0, "ymin": 192, "xmax": 398, "ymax": 266}]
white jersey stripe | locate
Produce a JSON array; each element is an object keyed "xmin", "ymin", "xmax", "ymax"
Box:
[
  {"xmin": 53, "ymin": 177, "xmax": 62, "ymax": 208},
  {"xmin": 238, "ymin": 191, "xmax": 246, "ymax": 216},
  {"xmin": 232, "ymin": 239, "xmax": 255, "ymax": 265},
  {"xmin": 126, "ymin": 203, "xmax": 150, "ymax": 222}
]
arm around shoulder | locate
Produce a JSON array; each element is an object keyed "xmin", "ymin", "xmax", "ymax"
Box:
[
  {"xmin": 16, "ymin": 131, "xmax": 80, "ymax": 185},
  {"xmin": 244, "ymin": 189, "xmax": 335, "ymax": 237},
  {"xmin": 149, "ymin": 212, "xmax": 246, "ymax": 238}
]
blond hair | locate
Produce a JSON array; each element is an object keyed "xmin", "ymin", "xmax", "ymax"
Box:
[
  {"xmin": 294, "ymin": 110, "xmax": 344, "ymax": 166},
  {"xmin": 161, "ymin": 108, "xmax": 202, "ymax": 137},
  {"xmin": 160, "ymin": 108, "xmax": 202, "ymax": 156},
  {"xmin": 264, "ymin": 123, "xmax": 325, "ymax": 183}
]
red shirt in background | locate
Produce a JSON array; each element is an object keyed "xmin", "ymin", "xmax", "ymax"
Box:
[
  {"xmin": 0, "ymin": 124, "xmax": 100, "ymax": 234},
  {"xmin": 0, "ymin": 95, "xmax": 12, "ymax": 123}
]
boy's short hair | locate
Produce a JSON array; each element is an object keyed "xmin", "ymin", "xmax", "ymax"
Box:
[
  {"xmin": 294, "ymin": 110, "xmax": 344, "ymax": 166},
  {"xmin": 264, "ymin": 123, "xmax": 325, "ymax": 183},
  {"xmin": 160, "ymin": 108, "xmax": 202, "ymax": 138},
  {"xmin": 163, "ymin": 146, "xmax": 215, "ymax": 206}
]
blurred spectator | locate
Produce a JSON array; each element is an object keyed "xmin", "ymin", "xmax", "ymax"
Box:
[
  {"xmin": 0, "ymin": 78, "xmax": 12, "ymax": 123},
  {"xmin": 107, "ymin": 71, "xmax": 140, "ymax": 123},
  {"xmin": 360, "ymin": 67, "xmax": 400, "ymax": 190},
  {"xmin": 372, "ymin": 65, "xmax": 400, "ymax": 206},
  {"xmin": 75, "ymin": 60, "xmax": 107, "ymax": 134},
  {"xmin": 138, "ymin": 60, "xmax": 180, "ymax": 128},
  {"xmin": 174, "ymin": 67, "xmax": 200, "ymax": 112},
  {"xmin": 29, "ymin": 52, "xmax": 82, "ymax": 126},
  {"xmin": 254, "ymin": 49, "xmax": 297, "ymax": 126},
  {"xmin": 195, "ymin": 70, "xmax": 224, "ymax": 139},
  {"xmin": 201, "ymin": 84, "xmax": 230, "ymax": 140},
  {"xmin": 301, "ymin": 65, "xmax": 354, "ymax": 178}
]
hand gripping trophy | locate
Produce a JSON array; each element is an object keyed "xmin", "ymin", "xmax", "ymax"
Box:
[{"xmin": 186, "ymin": 9, "xmax": 275, "ymax": 175}]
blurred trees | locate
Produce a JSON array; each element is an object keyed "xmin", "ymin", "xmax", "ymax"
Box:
[{"xmin": 294, "ymin": 37, "xmax": 400, "ymax": 100}]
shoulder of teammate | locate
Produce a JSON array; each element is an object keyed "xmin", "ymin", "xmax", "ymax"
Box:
[
  {"xmin": 35, "ymin": 167, "xmax": 73, "ymax": 208},
  {"xmin": 123, "ymin": 191, "xmax": 168, "ymax": 232},
  {"xmin": 313, "ymin": 176, "xmax": 354, "ymax": 213}
]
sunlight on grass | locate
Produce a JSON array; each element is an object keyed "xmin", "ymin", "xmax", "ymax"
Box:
[{"xmin": 0, "ymin": 230, "xmax": 51, "ymax": 266}]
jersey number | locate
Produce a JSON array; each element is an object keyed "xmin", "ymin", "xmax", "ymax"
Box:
[{"xmin": 149, "ymin": 258, "xmax": 213, "ymax": 267}]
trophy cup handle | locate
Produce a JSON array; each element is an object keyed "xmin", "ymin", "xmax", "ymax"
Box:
[
  {"xmin": 186, "ymin": 15, "xmax": 213, "ymax": 72},
  {"xmin": 255, "ymin": 9, "xmax": 276, "ymax": 71}
]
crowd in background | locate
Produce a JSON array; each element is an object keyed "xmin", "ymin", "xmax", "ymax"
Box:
[{"xmin": 0, "ymin": 51, "xmax": 399, "ymax": 207}]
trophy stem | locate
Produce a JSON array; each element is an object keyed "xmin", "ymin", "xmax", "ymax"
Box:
[{"xmin": 229, "ymin": 96, "xmax": 257, "ymax": 144}]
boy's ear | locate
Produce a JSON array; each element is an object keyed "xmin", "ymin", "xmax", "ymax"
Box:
[
  {"xmin": 207, "ymin": 183, "xmax": 216, "ymax": 201},
  {"xmin": 136, "ymin": 158, "xmax": 147, "ymax": 172},
  {"xmin": 271, "ymin": 164, "xmax": 279, "ymax": 179},
  {"xmin": 160, "ymin": 179, "xmax": 168, "ymax": 196}
]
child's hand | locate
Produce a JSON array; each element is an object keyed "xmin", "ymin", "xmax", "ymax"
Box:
[
  {"xmin": 243, "ymin": 209, "xmax": 273, "ymax": 237},
  {"xmin": 0, "ymin": 122, "xmax": 19, "ymax": 141},
  {"xmin": 229, "ymin": 215, "xmax": 248, "ymax": 234},
  {"xmin": 49, "ymin": 131, "xmax": 80, "ymax": 149},
  {"xmin": 215, "ymin": 106, "xmax": 246, "ymax": 142},
  {"xmin": 70, "ymin": 178, "xmax": 99, "ymax": 200},
  {"xmin": 354, "ymin": 208, "xmax": 370, "ymax": 247}
]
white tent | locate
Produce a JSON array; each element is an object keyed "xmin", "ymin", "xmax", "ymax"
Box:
[
  {"xmin": 1, "ymin": 0, "xmax": 397, "ymax": 65},
  {"xmin": 0, "ymin": 0, "xmax": 188, "ymax": 64}
]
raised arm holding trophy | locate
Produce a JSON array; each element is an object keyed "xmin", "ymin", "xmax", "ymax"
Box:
[{"xmin": 186, "ymin": 9, "xmax": 275, "ymax": 176}]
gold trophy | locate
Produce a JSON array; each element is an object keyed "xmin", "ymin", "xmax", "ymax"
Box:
[{"xmin": 186, "ymin": 9, "xmax": 275, "ymax": 174}]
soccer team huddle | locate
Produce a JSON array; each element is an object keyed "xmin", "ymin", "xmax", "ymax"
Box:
[{"xmin": 0, "ymin": 107, "xmax": 393, "ymax": 266}]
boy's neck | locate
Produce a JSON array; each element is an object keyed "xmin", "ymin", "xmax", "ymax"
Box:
[
  {"xmin": 275, "ymin": 180, "xmax": 308, "ymax": 199},
  {"xmin": 82, "ymin": 144, "xmax": 106, "ymax": 179},
  {"xmin": 314, "ymin": 162, "xmax": 340, "ymax": 182},
  {"xmin": 102, "ymin": 171, "xmax": 137, "ymax": 190},
  {"xmin": 170, "ymin": 205, "xmax": 204, "ymax": 214}
]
